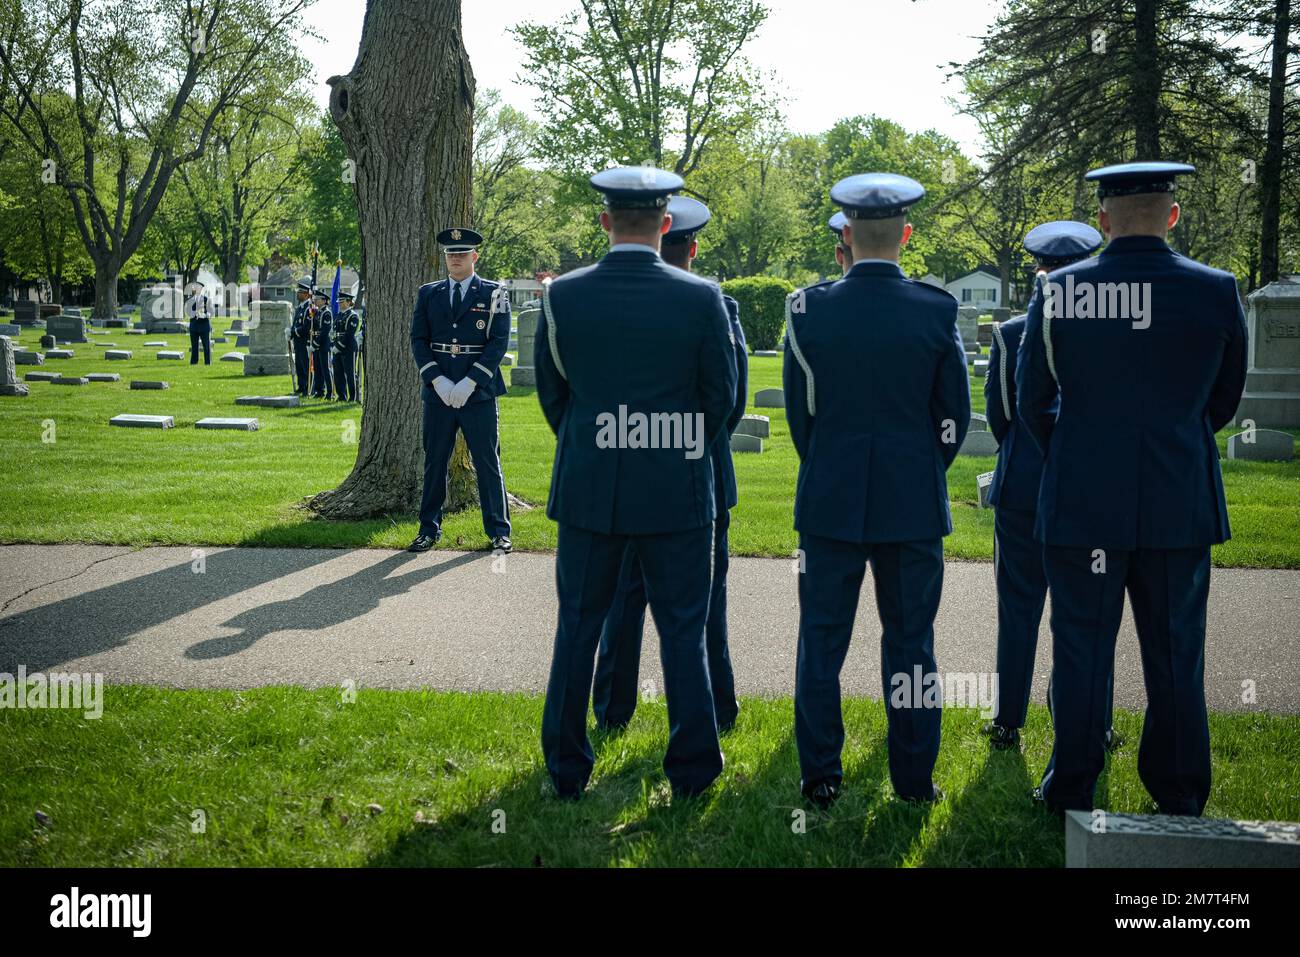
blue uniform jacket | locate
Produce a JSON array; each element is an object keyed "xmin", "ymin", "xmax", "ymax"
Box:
[
  {"xmin": 409, "ymin": 274, "xmax": 510, "ymax": 405},
  {"xmin": 984, "ymin": 314, "xmax": 1055, "ymax": 511},
  {"xmin": 311, "ymin": 306, "xmax": 332, "ymax": 350},
  {"xmin": 783, "ymin": 261, "xmax": 970, "ymax": 544},
  {"xmin": 290, "ymin": 300, "xmax": 312, "ymax": 343},
  {"xmin": 714, "ymin": 294, "xmax": 748, "ymax": 511},
  {"xmin": 535, "ymin": 248, "xmax": 738, "ymax": 535},
  {"xmin": 332, "ymin": 308, "xmax": 360, "ymax": 352},
  {"xmin": 1016, "ymin": 235, "xmax": 1248, "ymax": 550}
]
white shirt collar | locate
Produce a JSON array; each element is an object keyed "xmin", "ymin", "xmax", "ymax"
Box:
[
  {"xmin": 449, "ymin": 273, "xmax": 476, "ymax": 301},
  {"xmin": 608, "ymin": 242, "xmax": 660, "ymax": 255}
]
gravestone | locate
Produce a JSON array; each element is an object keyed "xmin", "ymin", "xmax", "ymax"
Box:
[
  {"xmin": 61, "ymin": 306, "xmax": 83, "ymax": 317},
  {"xmin": 196, "ymin": 417, "xmax": 259, "ymax": 430},
  {"xmin": 93, "ymin": 342, "xmax": 118, "ymax": 347},
  {"xmin": 969, "ymin": 412, "xmax": 988, "ymax": 432},
  {"xmin": 39, "ymin": 304, "xmax": 59, "ymax": 319},
  {"xmin": 104, "ymin": 350, "xmax": 133, "ymax": 360},
  {"xmin": 26, "ymin": 371, "xmax": 61, "ymax": 382},
  {"xmin": 991, "ymin": 307, "xmax": 1011, "ymax": 324},
  {"xmin": 40, "ymin": 334, "xmax": 56, "ymax": 349},
  {"xmin": 755, "ymin": 387, "xmax": 784, "ymax": 408},
  {"xmin": 46, "ymin": 349, "xmax": 74, "ymax": 359},
  {"xmin": 957, "ymin": 307, "xmax": 980, "ymax": 354},
  {"xmin": 235, "ymin": 334, "xmax": 250, "ymax": 347},
  {"xmin": 731, "ymin": 433, "xmax": 763, "ymax": 453},
  {"xmin": 0, "ymin": 337, "xmax": 27, "ymax": 396},
  {"xmin": 110, "ymin": 414, "xmax": 174, "ymax": 428},
  {"xmin": 0, "ymin": 323, "xmax": 19, "ymax": 337},
  {"xmin": 228, "ymin": 318, "xmax": 247, "ymax": 333},
  {"xmin": 124, "ymin": 329, "xmax": 146, "ymax": 335},
  {"xmin": 52, "ymin": 376, "xmax": 89, "ymax": 386},
  {"xmin": 212, "ymin": 337, "xmax": 227, "ymax": 344},
  {"xmin": 236, "ymin": 395, "xmax": 300, "ymax": 408},
  {"xmin": 138, "ymin": 284, "xmax": 185, "ymax": 332},
  {"xmin": 976, "ymin": 471, "xmax": 994, "ymax": 508},
  {"xmin": 978, "ymin": 323, "xmax": 993, "ymax": 346},
  {"xmin": 510, "ymin": 302, "xmax": 540, "ymax": 387},
  {"xmin": 735, "ymin": 414, "xmax": 770, "ymax": 439},
  {"xmin": 1234, "ymin": 279, "xmax": 1300, "ymax": 428},
  {"xmin": 143, "ymin": 340, "xmax": 168, "ymax": 347},
  {"xmin": 104, "ymin": 317, "xmax": 129, "ymax": 328},
  {"xmin": 157, "ymin": 351, "xmax": 183, "ymax": 360},
  {"xmin": 959, "ymin": 430, "xmax": 999, "ymax": 456},
  {"xmin": 1065, "ymin": 810, "xmax": 1300, "ymax": 868},
  {"xmin": 14, "ymin": 351, "xmax": 43, "ymax": 366},
  {"xmin": 500, "ymin": 354, "xmax": 512, "ymax": 366},
  {"xmin": 753, "ymin": 350, "xmax": 780, "ymax": 358},
  {"xmin": 130, "ymin": 381, "xmax": 169, "ymax": 390},
  {"xmin": 973, "ymin": 359, "xmax": 990, "ymax": 377},
  {"xmin": 13, "ymin": 301, "xmax": 38, "ymax": 325},
  {"xmin": 86, "ymin": 373, "xmax": 121, "ymax": 382},
  {"xmin": 1227, "ymin": 428, "xmax": 1294, "ymax": 462},
  {"xmin": 222, "ymin": 352, "xmax": 246, "ymax": 362}
]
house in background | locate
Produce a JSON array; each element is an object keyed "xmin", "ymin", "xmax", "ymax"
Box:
[
  {"xmin": 260, "ymin": 265, "xmax": 360, "ymax": 304},
  {"xmin": 945, "ymin": 266, "xmax": 1013, "ymax": 310}
]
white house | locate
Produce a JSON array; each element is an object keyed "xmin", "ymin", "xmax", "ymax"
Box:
[{"xmin": 945, "ymin": 266, "xmax": 1010, "ymax": 310}]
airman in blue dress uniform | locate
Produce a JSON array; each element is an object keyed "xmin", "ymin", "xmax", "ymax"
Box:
[
  {"xmin": 310, "ymin": 287, "xmax": 333, "ymax": 399},
  {"xmin": 785, "ymin": 173, "xmax": 971, "ymax": 809},
  {"xmin": 536, "ymin": 166, "xmax": 738, "ymax": 800},
  {"xmin": 289, "ymin": 277, "xmax": 312, "ymax": 396},
  {"xmin": 1016, "ymin": 162, "xmax": 1247, "ymax": 815},
  {"xmin": 331, "ymin": 289, "xmax": 361, "ymax": 403},
  {"xmin": 592, "ymin": 195, "xmax": 749, "ymax": 733},
  {"xmin": 408, "ymin": 228, "xmax": 513, "ymax": 553},
  {"xmin": 983, "ymin": 220, "xmax": 1122, "ymax": 753}
]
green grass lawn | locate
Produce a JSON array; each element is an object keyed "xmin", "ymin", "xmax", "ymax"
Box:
[
  {"xmin": 1, "ymin": 325, "xmax": 1297, "ymax": 566},
  {"xmin": 2, "ymin": 686, "xmax": 1296, "ymax": 867}
]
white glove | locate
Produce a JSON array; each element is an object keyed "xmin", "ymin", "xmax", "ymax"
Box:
[
  {"xmin": 432, "ymin": 376, "xmax": 455, "ymax": 405},
  {"xmin": 448, "ymin": 377, "xmax": 477, "ymax": 408}
]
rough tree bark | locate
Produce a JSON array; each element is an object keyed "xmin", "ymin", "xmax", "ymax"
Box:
[
  {"xmin": 310, "ymin": 0, "xmax": 477, "ymax": 519},
  {"xmin": 1259, "ymin": 0, "xmax": 1291, "ymax": 285}
]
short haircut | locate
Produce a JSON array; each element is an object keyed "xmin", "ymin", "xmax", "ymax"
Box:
[
  {"xmin": 1101, "ymin": 192, "xmax": 1174, "ymax": 232},
  {"xmin": 849, "ymin": 214, "xmax": 906, "ymax": 253},
  {"xmin": 608, "ymin": 206, "xmax": 668, "ymax": 235},
  {"xmin": 661, "ymin": 240, "xmax": 693, "ymax": 269}
]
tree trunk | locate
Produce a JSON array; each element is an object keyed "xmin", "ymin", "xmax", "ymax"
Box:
[
  {"xmin": 92, "ymin": 261, "xmax": 118, "ymax": 318},
  {"xmin": 1258, "ymin": 0, "xmax": 1290, "ymax": 285},
  {"xmin": 310, "ymin": 0, "xmax": 476, "ymax": 519},
  {"xmin": 1131, "ymin": 0, "xmax": 1161, "ymax": 159}
]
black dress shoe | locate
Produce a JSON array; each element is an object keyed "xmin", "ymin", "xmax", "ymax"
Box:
[
  {"xmin": 491, "ymin": 536, "xmax": 512, "ymax": 553},
  {"xmin": 988, "ymin": 724, "xmax": 1021, "ymax": 751},
  {"xmin": 1104, "ymin": 727, "xmax": 1125, "ymax": 753},
  {"xmin": 407, "ymin": 530, "xmax": 441, "ymax": 553},
  {"xmin": 802, "ymin": 779, "xmax": 840, "ymax": 811},
  {"xmin": 1031, "ymin": 786, "xmax": 1066, "ymax": 819},
  {"xmin": 900, "ymin": 783, "xmax": 944, "ymax": 804}
]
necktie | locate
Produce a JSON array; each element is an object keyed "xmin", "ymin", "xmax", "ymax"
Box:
[{"xmin": 452, "ymin": 281, "xmax": 462, "ymax": 314}]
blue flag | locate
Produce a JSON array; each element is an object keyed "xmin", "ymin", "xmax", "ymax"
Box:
[{"xmin": 330, "ymin": 262, "xmax": 342, "ymax": 314}]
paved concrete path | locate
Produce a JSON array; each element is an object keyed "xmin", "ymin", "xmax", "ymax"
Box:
[{"xmin": 0, "ymin": 544, "xmax": 1296, "ymax": 713}]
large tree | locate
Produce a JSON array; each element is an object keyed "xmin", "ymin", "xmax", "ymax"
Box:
[
  {"xmin": 0, "ymin": 0, "xmax": 310, "ymax": 317},
  {"xmin": 513, "ymin": 0, "xmax": 768, "ymax": 178},
  {"xmin": 309, "ymin": 0, "xmax": 475, "ymax": 519}
]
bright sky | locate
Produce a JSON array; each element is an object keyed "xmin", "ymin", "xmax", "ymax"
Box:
[{"xmin": 299, "ymin": 0, "xmax": 1003, "ymax": 158}]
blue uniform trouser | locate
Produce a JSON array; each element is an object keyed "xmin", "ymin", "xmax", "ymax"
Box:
[
  {"xmin": 418, "ymin": 395, "xmax": 510, "ymax": 539},
  {"xmin": 189, "ymin": 320, "xmax": 211, "ymax": 364},
  {"xmin": 795, "ymin": 533, "xmax": 944, "ymax": 800},
  {"xmin": 543, "ymin": 522, "xmax": 723, "ymax": 797},
  {"xmin": 592, "ymin": 508, "xmax": 738, "ymax": 729},
  {"xmin": 312, "ymin": 345, "xmax": 332, "ymax": 397},
  {"xmin": 996, "ymin": 507, "xmax": 1117, "ymax": 731},
  {"xmin": 292, "ymin": 339, "xmax": 311, "ymax": 394},
  {"xmin": 333, "ymin": 347, "xmax": 357, "ymax": 401},
  {"xmin": 1039, "ymin": 545, "xmax": 1212, "ymax": 815}
]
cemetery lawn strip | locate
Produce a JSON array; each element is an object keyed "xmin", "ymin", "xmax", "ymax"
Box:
[
  {"xmin": 2, "ymin": 332, "xmax": 1298, "ymax": 568},
  {"xmin": 2, "ymin": 685, "xmax": 1296, "ymax": 867}
]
